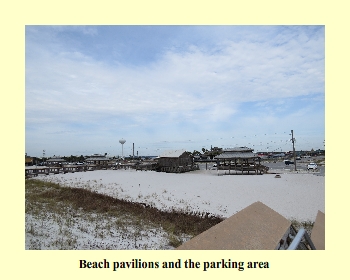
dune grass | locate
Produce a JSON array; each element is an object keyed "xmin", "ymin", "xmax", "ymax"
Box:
[{"xmin": 25, "ymin": 179, "xmax": 223, "ymax": 249}]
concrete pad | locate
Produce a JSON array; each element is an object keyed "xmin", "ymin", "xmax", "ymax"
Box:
[
  {"xmin": 177, "ymin": 201, "xmax": 291, "ymax": 250},
  {"xmin": 311, "ymin": 210, "xmax": 325, "ymax": 250}
]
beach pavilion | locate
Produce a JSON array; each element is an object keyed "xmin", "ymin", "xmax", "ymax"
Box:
[
  {"xmin": 85, "ymin": 154, "xmax": 110, "ymax": 167},
  {"xmin": 157, "ymin": 149, "xmax": 196, "ymax": 173},
  {"xmin": 45, "ymin": 156, "xmax": 67, "ymax": 166},
  {"xmin": 214, "ymin": 147, "xmax": 268, "ymax": 175}
]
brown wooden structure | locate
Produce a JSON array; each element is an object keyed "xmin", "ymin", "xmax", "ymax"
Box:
[
  {"xmin": 25, "ymin": 166, "xmax": 61, "ymax": 177},
  {"xmin": 135, "ymin": 162, "xmax": 158, "ymax": 171},
  {"xmin": 311, "ymin": 211, "xmax": 325, "ymax": 250},
  {"xmin": 85, "ymin": 154, "xmax": 110, "ymax": 168},
  {"xmin": 157, "ymin": 149, "xmax": 196, "ymax": 173},
  {"xmin": 176, "ymin": 201, "xmax": 291, "ymax": 250},
  {"xmin": 214, "ymin": 147, "xmax": 268, "ymax": 175},
  {"xmin": 25, "ymin": 164, "xmax": 96, "ymax": 178},
  {"xmin": 45, "ymin": 157, "xmax": 67, "ymax": 166},
  {"xmin": 25, "ymin": 156, "xmax": 34, "ymax": 166}
]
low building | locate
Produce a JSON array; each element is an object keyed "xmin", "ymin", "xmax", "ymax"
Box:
[
  {"xmin": 85, "ymin": 154, "xmax": 110, "ymax": 167},
  {"xmin": 45, "ymin": 157, "xmax": 67, "ymax": 166},
  {"xmin": 157, "ymin": 149, "xmax": 196, "ymax": 173}
]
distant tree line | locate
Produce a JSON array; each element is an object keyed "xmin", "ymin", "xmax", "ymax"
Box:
[{"xmin": 62, "ymin": 155, "xmax": 85, "ymax": 163}]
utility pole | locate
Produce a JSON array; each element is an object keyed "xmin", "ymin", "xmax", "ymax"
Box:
[{"xmin": 291, "ymin": 130, "xmax": 297, "ymax": 171}]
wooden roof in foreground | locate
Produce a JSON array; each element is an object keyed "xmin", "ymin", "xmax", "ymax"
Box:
[{"xmin": 176, "ymin": 201, "xmax": 291, "ymax": 250}]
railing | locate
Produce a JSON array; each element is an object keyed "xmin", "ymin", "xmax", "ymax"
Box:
[{"xmin": 287, "ymin": 227, "xmax": 316, "ymax": 250}]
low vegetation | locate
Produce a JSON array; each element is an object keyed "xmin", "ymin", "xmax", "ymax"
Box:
[
  {"xmin": 290, "ymin": 219, "xmax": 314, "ymax": 236},
  {"xmin": 25, "ymin": 179, "xmax": 224, "ymax": 250}
]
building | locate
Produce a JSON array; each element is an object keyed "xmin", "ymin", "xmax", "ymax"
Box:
[
  {"xmin": 85, "ymin": 154, "xmax": 110, "ymax": 167},
  {"xmin": 157, "ymin": 149, "xmax": 196, "ymax": 173},
  {"xmin": 214, "ymin": 147, "xmax": 268, "ymax": 174},
  {"xmin": 45, "ymin": 156, "xmax": 67, "ymax": 166},
  {"xmin": 25, "ymin": 156, "xmax": 33, "ymax": 166}
]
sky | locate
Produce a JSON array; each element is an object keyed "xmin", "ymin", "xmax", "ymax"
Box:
[{"xmin": 25, "ymin": 25, "xmax": 325, "ymax": 158}]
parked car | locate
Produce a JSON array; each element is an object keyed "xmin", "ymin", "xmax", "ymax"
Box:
[{"xmin": 307, "ymin": 162, "xmax": 318, "ymax": 170}]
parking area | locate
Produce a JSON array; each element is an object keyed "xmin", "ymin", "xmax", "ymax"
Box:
[
  {"xmin": 196, "ymin": 156, "xmax": 325, "ymax": 176},
  {"xmin": 264, "ymin": 160, "xmax": 325, "ymax": 176}
]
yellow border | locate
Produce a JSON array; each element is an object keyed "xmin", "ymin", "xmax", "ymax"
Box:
[{"xmin": 2, "ymin": 0, "xmax": 346, "ymax": 279}]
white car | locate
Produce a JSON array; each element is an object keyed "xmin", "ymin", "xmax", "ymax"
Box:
[{"xmin": 307, "ymin": 163, "xmax": 318, "ymax": 170}]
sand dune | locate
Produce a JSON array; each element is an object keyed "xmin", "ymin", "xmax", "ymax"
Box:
[{"xmin": 34, "ymin": 169, "xmax": 325, "ymax": 222}]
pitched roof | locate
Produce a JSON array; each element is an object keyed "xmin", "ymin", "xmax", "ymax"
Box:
[
  {"xmin": 214, "ymin": 147, "xmax": 257, "ymax": 159},
  {"xmin": 176, "ymin": 201, "xmax": 291, "ymax": 250},
  {"xmin": 46, "ymin": 158, "xmax": 66, "ymax": 162},
  {"xmin": 223, "ymin": 147, "xmax": 254, "ymax": 152},
  {"xmin": 215, "ymin": 152, "xmax": 258, "ymax": 159},
  {"xmin": 159, "ymin": 149, "xmax": 187, "ymax": 158},
  {"xmin": 85, "ymin": 157, "xmax": 109, "ymax": 161}
]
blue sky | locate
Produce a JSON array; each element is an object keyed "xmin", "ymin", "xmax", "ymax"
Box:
[{"xmin": 25, "ymin": 25, "xmax": 324, "ymax": 157}]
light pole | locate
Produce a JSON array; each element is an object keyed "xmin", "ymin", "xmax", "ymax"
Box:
[{"xmin": 291, "ymin": 130, "xmax": 297, "ymax": 171}]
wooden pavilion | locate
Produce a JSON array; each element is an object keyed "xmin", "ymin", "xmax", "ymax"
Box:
[
  {"xmin": 45, "ymin": 157, "xmax": 67, "ymax": 166},
  {"xmin": 85, "ymin": 154, "xmax": 110, "ymax": 168},
  {"xmin": 157, "ymin": 149, "xmax": 196, "ymax": 173},
  {"xmin": 214, "ymin": 147, "xmax": 268, "ymax": 175}
]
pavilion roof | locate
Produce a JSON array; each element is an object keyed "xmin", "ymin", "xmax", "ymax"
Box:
[
  {"xmin": 159, "ymin": 149, "xmax": 188, "ymax": 158},
  {"xmin": 46, "ymin": 158, "xmax": 66, "ymax": 162},
  {"xmin": 222, "ymin": 147, "xmax": 254, "ymax": 153},
  {"xmin": 85, "ymin": 157, "xmax": 109, "ymax": 161},
  {"xmin": 215, "ymin": 152, "xmax": 259, "ymax": 159}
]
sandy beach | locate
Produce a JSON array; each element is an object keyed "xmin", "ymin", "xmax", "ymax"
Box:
[{"xmin": 33, "ymin": 169, "xmax": 325, "ymax": 222}]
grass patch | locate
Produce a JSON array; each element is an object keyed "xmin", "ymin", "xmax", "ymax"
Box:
[
  {"xmin": 168, "ymin": 234, "xmax": 183, "ymax": 248},
  {"xmin": 25, "ymin": 179, "xmax": 224, "ymax": 249}
]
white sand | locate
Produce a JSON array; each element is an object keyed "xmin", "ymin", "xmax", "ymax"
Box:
[{"xmin": 33, "ymin": 169, "xmax": 325, "ymax": 222}]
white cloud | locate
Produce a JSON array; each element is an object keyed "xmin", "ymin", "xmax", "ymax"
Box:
[
  {"xmin": 27, "ymin": 32, "xmax": 323, "ymax": 115},
  {"xmin": 25, "ymin": 26, "xmax": 324, "ymax": 156}
]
